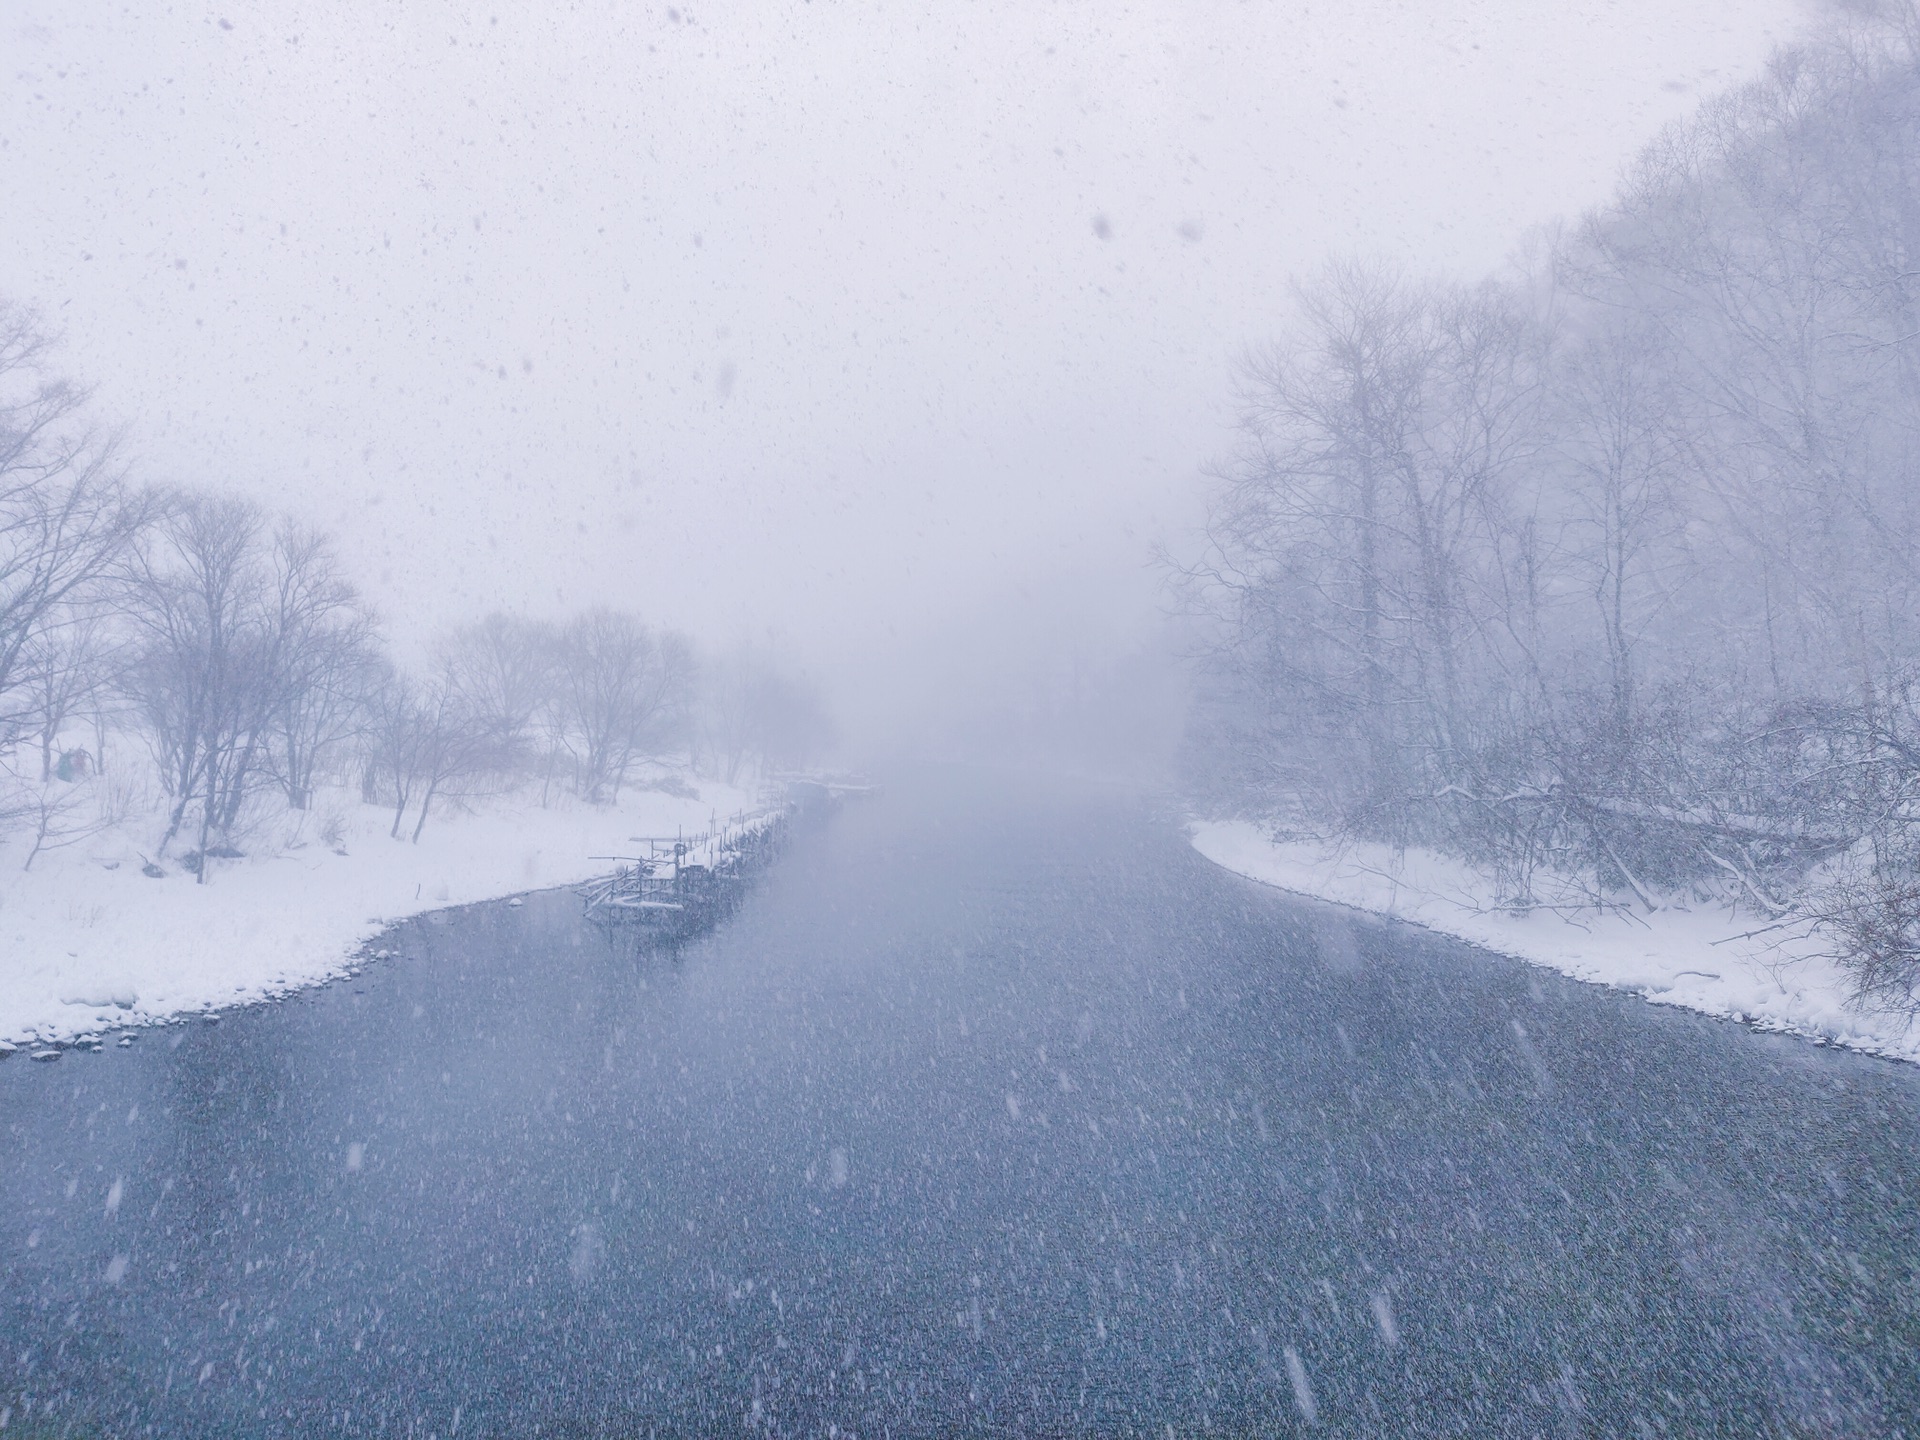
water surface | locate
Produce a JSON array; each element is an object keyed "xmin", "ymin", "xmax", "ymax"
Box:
[{"xmin": 5, "ymin": 772, "xmax": 1918, "ymax": 1436}]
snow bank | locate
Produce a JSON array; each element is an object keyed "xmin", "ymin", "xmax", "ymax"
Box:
[
  {"xmin": 1190, "ymin": 819, "xmax": 1920, "ymax": 1064},
  {"xmin": 0, "ymin": 781, "xmax": 758, "ymax": 1047}
]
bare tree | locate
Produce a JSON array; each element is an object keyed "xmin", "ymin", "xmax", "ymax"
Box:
[
  {"xmin": 121, "ymin": 494, "xmax": 370, "ymax": 876},
  {"xmin": 364, "ymin": 662, "xmax": 517, "ymax": 843},
  {"xmin": 439, "ymin": 612, "xmax": 557, "ymax": 771},
  {"xmin": 1550, "ymin": 318, "xmax": 1689, "ymax": 739},
  {"xmin": 14, "ymin": 770, "xmax": 110, "ymax": 872},
  {"xmin": 1187, "ymin": 264, "xmax": 1549, "ymax": 836},
  {"xmin": 122, "ymin": 493, "xmax": 267, "ymax": 868},
  {"xmin": 363, "ymin": 667, "xmax": 428, "ymax": 839},
  {"xmin": 264, "ymin": 526, "xmax": 380, "ymax": 809},
  {"xmin": 17, "ymin": 603, "xmax": 119, "ymax": 782},
  {"xmin": 0, "ymin": 302, "xmax": 148, "ymax": 757},
  {"xmin": 553, "ymin": 609, "xmax": 695, "ymax": 802}
]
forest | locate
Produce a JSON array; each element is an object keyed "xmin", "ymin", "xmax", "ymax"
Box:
[
  {"xmin": 0, "ymin": 310, "xmax": 829, "ymax": 881},
  {"xmin": 1183, "ymin": 13, "xmax": 1920, "ymax": 1013}
]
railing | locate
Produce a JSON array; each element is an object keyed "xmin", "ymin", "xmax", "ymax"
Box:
[{"xmin": 579, "ymin": 803, "xmax": 793, "ymax": 923}]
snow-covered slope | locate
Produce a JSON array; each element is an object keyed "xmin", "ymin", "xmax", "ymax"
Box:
[
  {"xmin": 1190, "ymin": 819, "xmax": 1920, "ymax": 1064},
  {"xmin": 0, "ymin": 782, "xmax": 757, "ymax": 1048}
]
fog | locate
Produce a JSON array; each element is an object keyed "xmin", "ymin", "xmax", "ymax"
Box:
[{"xmin": 1, "ymin": 0, "xmax": 1807, "ymax": 755}]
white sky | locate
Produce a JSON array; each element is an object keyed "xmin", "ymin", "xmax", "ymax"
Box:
[{"xmin": 1, "ymin": 0, "xmax": 1809, "ymax": 697}]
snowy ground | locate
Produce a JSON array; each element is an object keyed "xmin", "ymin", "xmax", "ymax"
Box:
[
  {"xmin": 0, "ymin": 779, "xmax": 761, "ymax": 1049},
  {"xmin": 1190, "ymin": 819, "xmax": 1920, "ymax": 1064}
]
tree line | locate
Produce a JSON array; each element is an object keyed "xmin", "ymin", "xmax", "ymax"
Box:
[
  {"xmin": 1182, "ymin": 10, "xmax": 1920, "ymax": 1010},
  {"xmin": 0, "ymin": 311, "xmax": 829, "ymax": 878}
]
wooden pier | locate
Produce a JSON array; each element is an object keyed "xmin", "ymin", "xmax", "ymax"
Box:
[{"xmin": 577, "ymin": 805, "xmax": 793, "ymax": 940}]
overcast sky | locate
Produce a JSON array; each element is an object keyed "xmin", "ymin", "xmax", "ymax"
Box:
[{"xmin": 2, "ymin": 1, "xmax": 1808, "ymax": 700}]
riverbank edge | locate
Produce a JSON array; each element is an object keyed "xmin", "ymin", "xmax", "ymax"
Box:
[
  {"xmin": 1188, "ymin": 818, "xmax": 1920, "ymax": 1065},
  {"xmin": 0, "ymin": 782, "xmax": 764, "ymax": 1053}
]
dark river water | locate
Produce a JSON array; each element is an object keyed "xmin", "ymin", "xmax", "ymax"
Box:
[{"xmin": 5, "ymin": 771, "xmax": 1920, "ymax": 1438}]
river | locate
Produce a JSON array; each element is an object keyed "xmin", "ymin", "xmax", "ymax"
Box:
[{"xmin": 5, "ymin": 770, "xmax": 1919, "ymax": 1436}]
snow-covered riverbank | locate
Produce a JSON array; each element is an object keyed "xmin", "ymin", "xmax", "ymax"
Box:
[
  {"xmin": 1190, "ymin": 819, "xmax": 1920, "ymax": 1064},
  {"xmin": 0, "ymin": 781, "xmax": 758, "ymax": 1049}
]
